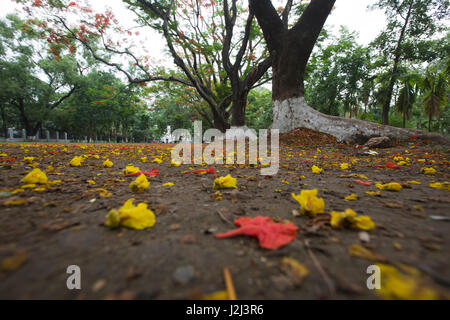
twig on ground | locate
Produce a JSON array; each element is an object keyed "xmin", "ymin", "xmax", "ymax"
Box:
[{"xmin": 304, "ymin": 239, "xmax": 336, "ymax": 297}]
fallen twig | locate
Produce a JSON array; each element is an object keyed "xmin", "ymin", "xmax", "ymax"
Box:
[
  {"xmin": 304, "ymin": 239, "xmax": 336, "ymax": 297},
  {"xmin": 224, "ymin": 267, "xmax": 237, "ymax": 300}
]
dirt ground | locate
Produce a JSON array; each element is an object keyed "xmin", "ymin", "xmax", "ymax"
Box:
[{"xmin": 0, "ymin": 129, "xmax": 449, "ymax": 300}]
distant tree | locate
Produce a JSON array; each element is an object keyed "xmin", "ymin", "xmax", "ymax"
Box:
[
  {"xmin": 421, "ymin": 66, "xmax": 448, "ymax": 132},
  {"xmin": 394, "ymin": 71, "xmax": 419, "ymax": 128},
  {"xmin": 0, "ymin": 15, "xmax": 79, "ymax": 137},
  {"xmin": 371, "ymin": 0, "xmax": 449, "ymax": 125},
  {"xmin": 17, "ymin": 0, "xmax": 273, "ymax": 131}
]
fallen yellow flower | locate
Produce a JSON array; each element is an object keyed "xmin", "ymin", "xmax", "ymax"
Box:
[
  {"xmin": 349, "ymin": 244, "xmax": 385, "ymax": 261},
  {"xmin": 152, "ymin": 158, "xmax": 163, "ymax": 164},
  {"xmin": 96, "ymin": 188, "xmax": 112, "ymax": 198},
  {"xmin": 421, "ymin": 167, "xmax": 436, "ymax": 174},
  {"xmin": 103, "ymin": 159, "xmax": 113, "ymax": 168},
  {"xmin": 340, "ymin": 163, "xmax": 350, "ymax": 170},
  {"xmin": 407, "ymin": 180, "xmax": 421, "ymax": 185},
  {"xmin": 105, "ymin": 199, "xmax": 155, "ymax": 230},
  {"xmin": 281, "ymin": 257, "xmax": 309, "ymax": 284},
  {"xmin": 345, "ymin": 194, "xmax": 358, "ymax": 201},
  {"xmin": 162, "ymin": 182, "xmax": 174, "ymax": 187},
  {"xmin": 129, "ymin": 174, "xmax": 150, "ymax": 192},
  {"xmin": 21, "ymin": 168, "xmax": 48, "ymax": 184},
  {"xmin": 331, "ymin": 209, "xmax": 375, "ymax": 230},
  {"xmin": 21, "ymin": 184, "xmax": 36, "ymax": 189},
  {"xmin": 340, "ymin": 173, "xmax": 369, "ymax": 179},
  {"xmin": 123, "ymin": 166, "xmax": 140, "ymax": 175},
  {"xmin": 4, "ymin": 199, "xmax": 26, "ymax": 206},
  {"xmin": 171, "ymin": 160, "xmax": 181, "ymax": 167},
  {"xmin": 203, "ymin": 290, "xmax": 229, "ymax": 300},
  {"xmin": 376, "ymin": 264, "xmax": 437, "ymax": 300},
  {"xmin": 291, "ymin": 189, "xmax": 325, "ymax": 217},
  {"xmin": 365, "ymin": 191, "xmax": 381, "ymax": 196},
  {"xmin": 429, "ymin": 182, "xmax": 450, "ymax": 190},
  {"xmin": 213, "ymin": 174, "xmax": 237, "ymax": 190},
  {"xmin": 69, "ymin": 156, "xmax": 83, "ymax": 167},
  {"xmin": 376, "ymin": 182, "xmax": 402, "ymax": 191},
  {"xmin": 312, "ymin": 165, "xmax": 323, "ymax": 174}
]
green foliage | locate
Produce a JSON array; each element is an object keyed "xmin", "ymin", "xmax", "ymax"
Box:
[
  {"xmin": 245, "ymin": 88, "xmax": 272, "ymax": 130},
  {"xmin": 305, "ymin": 27, "xmax": 372, "ymax": 118}
]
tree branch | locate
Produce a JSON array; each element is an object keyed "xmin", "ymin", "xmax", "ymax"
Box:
[
  {"xmin": 282, "ymin": 0, "xmax": 294, "ymax": 29},
  {"xmin": 248, "ymin": 0, "xmax": 284, "ymax": 52},
  {"xmin": 49, "ymin": 84, "xmax": 79, "ymax": 109}
]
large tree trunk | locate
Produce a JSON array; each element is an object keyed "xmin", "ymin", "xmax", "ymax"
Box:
[
  {"xmin": 251, "ymin": 0, "xmax": 449, "ymax": 144},
  {"xmin": 230, "ymin": 92, "xmax": 248, "ymax": 127}
]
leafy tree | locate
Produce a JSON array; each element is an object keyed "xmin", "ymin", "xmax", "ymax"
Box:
[
  {"xmin": 421, "ymin": 65, "xmax": 448, "ymax": 132},
  {"xmin": 245, "ymin": 87, "xmax": 272, "ymax": 130},
  {"xmin": 17, "ymin": 0, "xmax": 272, "ymax": 131},
  {"xmin": 394, "ymin": 71, "xmax": 418, "ymax": 128},
  {"xmin": 371, "ymin": 0, "xmax": 449, "ymax": 125},
  {"xmin": 54, "ymin": 70, "xmax": 146, "ymax": 141},
  {"xmin": 306, "ymin": 27, "xmax": 372, "ymax": 118},
  {"xmin": 0, "ymin": 14, "xmax": 79, "ymax": 136}
]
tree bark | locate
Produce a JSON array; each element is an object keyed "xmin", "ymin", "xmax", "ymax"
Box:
[
  {"xmin": 250, "ymin": 0, "xmax": 335, "ymax": 101},
  {"xmin": 1, "ymin": 105, "xmax": 7, "ymax": 138},
  {"xmin": 231, "ymin": 91, "xmax": 248, "ymax": 126}
]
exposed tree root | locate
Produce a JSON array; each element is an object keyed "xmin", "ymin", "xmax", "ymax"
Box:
[{"xmin": 272, "ymin": 97, "xmax": 450, "ymax": 145}]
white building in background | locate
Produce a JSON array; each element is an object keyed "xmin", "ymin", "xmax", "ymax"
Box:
[
  {"xmin": 160, "ymin": 125, "xmax": 192, "ymax": 143},
  {"xmin": 160, "ymin": 125, "xmax": 174, "ymax": 143}
]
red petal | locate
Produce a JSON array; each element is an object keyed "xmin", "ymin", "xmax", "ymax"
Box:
[
  {"xmin": 215, "ymin": 216, "xmax": 298, "ymax": 250},
  {"xmin": 355, "ymin": 180, "xmax": 372, "ymax": 186},
  {"xmin": 385, "ymin": 162, "xmax": 401, "ymax": 169}
]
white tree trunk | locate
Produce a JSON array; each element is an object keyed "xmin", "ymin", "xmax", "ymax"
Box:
[{"xmin": 272, "ymin": 97, "xmax": 449, "ymax": 144}]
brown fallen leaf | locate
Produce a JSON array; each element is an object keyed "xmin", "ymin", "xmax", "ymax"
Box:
[
  {"xmin": 421, "ymin": 242, "xmax": 442, "ymax": 251},
  {"xmin": 104, "ymin": 290, "xmax": 136, "ymax": 300},
  {"xmin": 281, "ymin": 257, "xmax": 309, "ymax": 287},
  {"xmin": 382, "ymin": 201, "xmax": 403, "ymax": 208},
  {"xmin": 168, "ymin": 223, "xmax": 181, "ymax": 231},
  {"xmin": 349, "ymin": 244, "xmax": 387, "ymax": 262},
  {"xmin": 180, "ymin": 234, "xmax": 197, "ymax": 244},
  {"xmin": 41, "ymin": 222, "xmax": 80, "ymax": 232},
  {"xmin": 151, "ymin": 204, "xmax": 167, "ymax": 215},
  {"xmin": 125, "ymin": 266, "xmax": 142, "ymax": 281},
  {"xmin": 92, "ymin": 279, "xmax": 107, "ymax": 292},
  {"xmin": 1, "ymin": 250, "xmax": 27, "ymax": 272}
]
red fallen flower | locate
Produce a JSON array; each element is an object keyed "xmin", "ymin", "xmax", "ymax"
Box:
[
  {"xmin": 124, "ymin": 168, "xmax": 159, "ymax": 177},
  {"xmin": 215, "ymin": 216, "xmax": 298, "ymax": 250},
  {"xmin": 2, "ymin": 157, "xmax": 16, "ymax": 162},
  {"xmin": 375, "ymin": 161, "xmax": 401, "ymax": 169},
  {"xmin": 355, "ymin": 180, "xmax": 372, "ymax": 186}
]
